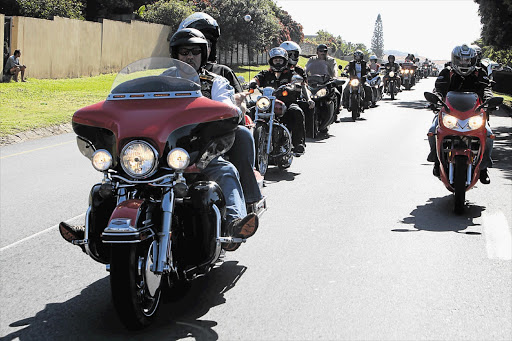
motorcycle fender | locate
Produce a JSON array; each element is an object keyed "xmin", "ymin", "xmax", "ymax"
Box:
[
  {"xmin": 102, "ymin": 199, "xmax": 155, "ymax": 243},
  {"xmin": 447, "ymin": 149, "xmax": 472, "ymax": 163}
]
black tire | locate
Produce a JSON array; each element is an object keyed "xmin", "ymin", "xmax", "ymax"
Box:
[
  {"xmin": 110, "ymin": 242, "xmax": 161, "ymax": 330},
  {"xmin": 351, "ymin": 94, "xmax": 358, "ymax": 121},
  {"xmin": 253, "ymin": 123, "xmax": 269, "ymax": 176},
  {"xmin": 390, "ymin": 81, "xmax": 395, "ymax": 100},
  {"xmin": 453, "ymin": 156, "xmax": 467, "ymax": 214}
]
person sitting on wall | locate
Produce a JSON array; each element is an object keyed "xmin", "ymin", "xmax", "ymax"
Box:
[{"xmin": 3, "ymin": 49, "xmax": 27, "ymax": 82}]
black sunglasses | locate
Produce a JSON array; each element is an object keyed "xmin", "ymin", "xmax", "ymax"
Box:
[
  {"xmin": 318, "ymin": 49, "xmax": 328, "ymax": 53},
  {"xmin": 178, "ymin": 47, "xmax": 202, "ymax": 56}
]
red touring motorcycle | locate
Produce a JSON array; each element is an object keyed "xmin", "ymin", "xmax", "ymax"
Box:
[
  {"xmin": 424, "ymin": 91, "xmax": 502, "ymax": 213},
  {"xmin": 59, "ymin": 58, "xmax": 261, "ymax": 329}
]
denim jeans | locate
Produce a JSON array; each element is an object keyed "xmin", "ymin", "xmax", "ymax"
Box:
[
  {"xmin": 224, "ymin": 126, "xmax": 262, "ymax": 204},
  {"xmin": 202, "ymin": 156, "xmax": 247, "ymax": 225},
  {"xmin": 428, "ymin": 117, "xmax": 493, "ymax": 169}
]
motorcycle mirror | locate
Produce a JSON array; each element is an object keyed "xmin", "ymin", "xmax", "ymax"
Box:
[
  {"xmin": 424, "ymin": 92, "xmax": 449, "ymax": 111},
  {"xmin": 237, "ymin": 75, "xmax": 246, "ymax": 84},
  {"xmin": 477, "ymin": 96, "xmax": 503, "ymax": 111},
  {"xmin": 291, "ymin": 75, "xmax": 304, "ymax": 84}
]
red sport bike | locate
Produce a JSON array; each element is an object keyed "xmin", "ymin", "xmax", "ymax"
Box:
[{"xmin": 424, "ymin": 91, "xmax": 502, "ymax": 213}]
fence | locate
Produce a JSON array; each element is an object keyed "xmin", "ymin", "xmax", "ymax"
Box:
[{"xmin": 1, "ymin": 14, "xmax": 268, "ymax": 80}]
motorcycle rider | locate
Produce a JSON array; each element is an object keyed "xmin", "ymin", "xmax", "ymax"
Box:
[
  {"xmin": 383, "ymin": 54, "xmax": 401, "ymax": 92},
  {"xmin": 427, "ymin": 44, "xmax": 494, "ymax": 184},
  {"xmin": 470, "ymin": 44, "xmax": 487, "ymax": 75},
  {"xmin": 178, "ymin": 12, "xmax": 243, "ymax": 93},
  {"xmin": 342, "ymin": 50, "xmax": 372, "ymax": 110},
  {"xmin": 169, "ymin": 28, "xmax": 259, "ymax": 250},
  {"xmin": 248, "ymin": 47, "xmax": 307, "ymax": 155},
  {"xmin": 305, "ymin": 44, "xmax": 338, "ymax": 78},
  {"xmin": 369, "ymin": 55, "xmax": 380, "ymax": 72},
  {"xmin": 178, "ymin": 12, "xmax": 263, "ymax": 212}
]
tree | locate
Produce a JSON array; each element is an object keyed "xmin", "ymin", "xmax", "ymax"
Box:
[
  {"xmin": 370, "ymin": 14, "xmax": 384, "ymax": 58},
  {"xmin": 474, "ymin": 0, "xmax": 512, "ymax": 49},
  {"xmin": 139, "ymin": 0, "xmax": 195, "ymax": 33},
  {"xmin": 16, "ymin": 0, "xmax": 84, "ymax": 20}
]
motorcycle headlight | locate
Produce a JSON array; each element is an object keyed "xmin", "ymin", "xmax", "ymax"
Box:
[
  {"xmin": 256, "ymin": 97, "xmax": 271, "ymax": 111},
  {"xmin": 315, "ymin": 88, "xmax": 328, "ymax": 98},
  {"xmin": 468, "ymin": 115, "xmax": 484, "ymax": 130},
  {"xmin": 350, "ymin": 79, "xmax": 360, "ymax": 87},
  {"xmin": 91, "ymin": 149, "xmax": 112, "ymax": 172},
  {"xmin": 389, "ymin": 71, "xmax": 395, "ymax": 77},
  {"xmin": 121, "ymin": 141, "xmax": 158, "ymax": 178},
  {"xmin": 442, "ymin": 114, "xmax": 458, "ymax": 129},
  {"xmin": 167, "ymin": 148, "xmax": 190, "ymax": 170}
]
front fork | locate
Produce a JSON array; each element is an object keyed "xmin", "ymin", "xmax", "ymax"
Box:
[{"xmin": 152, "ymin": 186, "xmax": 175, "ymax": 274}]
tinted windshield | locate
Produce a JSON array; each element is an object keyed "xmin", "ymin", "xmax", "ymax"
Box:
[
  {"xmin": 446, "ymin": 91, "xmax": 478, "ymax": 112},
  {"xmin": 109, "ymin": 57, "xmax": 201, "ymax": 95}
]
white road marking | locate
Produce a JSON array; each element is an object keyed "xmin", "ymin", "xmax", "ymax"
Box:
[
  {"xmin": 483, "ymin": 211, "xmax": 512, "ymax": 260},
  {"xmin": 0, "ymin": 213, "xmax": 85, "ymax": 252},
  {"xmin": 0, "ymin": 140, "xmax": 74, "ymax": 159}
]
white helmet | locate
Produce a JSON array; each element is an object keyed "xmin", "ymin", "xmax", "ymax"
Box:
[
  {"xmin": 370, "ymin": 55, "xmax": 378, "ymax": 62},
  {"xmin": 280, "ymin": 41, "xmax": 301, "ymax": 65},
  {"xmin": 451, "ymin": 44, "xmax": 477, "ymax": 76}
]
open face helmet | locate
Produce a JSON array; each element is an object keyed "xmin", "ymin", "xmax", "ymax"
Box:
[
  {"xmin": 268, "ymin": 47, "xmax": 289, "ymax": 72},
  {"xmin": 280, "ymin": 41, "xmax": 301, "ymax": 65},
  {"xmin": 370, "ymin": 55, "xmax": 378, "ymax": 63},
  {"xmin": 179, "ymin": 12, "xmax": 220, "ymax": 62},
  {"xmin": 169, "ymin": 28, "xmax": 209, "ymax": 68},
  {"xmin": 354, "ymin": 50, "xmax": 364, "ymax": 61},
  {"xmin": 451, "ymin": 44, "xmax": 477, "ymax": 76}
]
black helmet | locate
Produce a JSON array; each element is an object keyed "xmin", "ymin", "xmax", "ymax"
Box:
[
  {"xmin": 268, "ymin": 47, "xmax": 289, "ymax": 72},
  {"xmin": 179, "ymin": 12, "xmax": 220, "ymax": 62},
  {"xmin": 353, "ymin": 50, "xmax": 363, "ymax": 61},
  {"xmin": 388, "ymin": 54, "xmax": 395, "ymax": 62},
  {"xmin": 317, "ymin": 44, "xmax": 328, "ymax": 52},
  {"xmin": 169, "ymin": 28, "xmax": 209, "ymax": 67}
]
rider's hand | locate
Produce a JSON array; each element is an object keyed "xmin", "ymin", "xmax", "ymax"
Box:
[
  {"xmin": 308, "ymin": 99, "xmax": 315, "ymax": 109},
  {"xmin": 234, "ymin": 93, "xmax": 248, "ymax": 115},
  {"xmin": 248, "ymin": 81, "xmax": 257, "ymax": 90}
]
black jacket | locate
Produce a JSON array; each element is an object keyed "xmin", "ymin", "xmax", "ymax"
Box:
[
  {"xmin": 434, "ymin": 67, "xmax": 493, "ymax": 102},
  {"xmin": 348, "ymin": 60, "xmax": 369, "ymax": 79},
  {"xmin": 205, "ymin": 62, "xmax": 243, "ymax": 93}
]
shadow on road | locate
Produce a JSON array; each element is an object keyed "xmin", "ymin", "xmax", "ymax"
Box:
[
  {"xmin": 388, "ymin": 99, "xmax": 430, "ymax": 110},
  {"xmin": 263, "ymin": 168, "xmax": 300, "ymax": 183},
  {"xmin": 3, "ymin": 261, "xmax": 246, "ymax": 341},
  {"xmin": 394, "ymin": 196, "xmax": 486, "ymax": 233},
  {"xmin": 490, "ymin": 125, "xmax": 512, "ymax": 182}
]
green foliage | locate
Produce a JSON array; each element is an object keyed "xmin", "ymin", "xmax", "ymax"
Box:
[
  {"xmin": 474, "ymin": 0, "xmax": 512, "ymax": 49},
  {"xmin": 305, "ymin": 30, "xmax": 368, "ymax": 58},
  {"xmin": 139, "ymin": 0, "xmax": 195, "ymax": 32},
  {"xmin": 17, "ymin": 0, "xmax": 84, "ymax": 20},
  {"xmin": 370, "ymin": 14, "xmax": 384, "ymax": 59}
]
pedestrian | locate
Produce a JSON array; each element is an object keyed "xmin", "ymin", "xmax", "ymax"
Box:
[{"xmin": 3, "ymin": 49, "xmax": 27, "ymax": 82}]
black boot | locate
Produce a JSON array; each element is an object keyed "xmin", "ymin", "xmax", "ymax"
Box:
[
  {"xmin": 479, "ymin": 169, "xmax": 490, "ymax": 184},
  {"xmin": 433, "ymin": 162, "xmax": 440, "ymax": 177},
  {"xmin": 59, "ymin": 222, "xmax": 86, "ymax": 252}
]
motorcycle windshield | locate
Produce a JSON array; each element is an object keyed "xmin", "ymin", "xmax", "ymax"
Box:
[
  {"xmin": 446, "ymin": 91, "xmax": 479, "ymax": 112},
  {"xmin": 109, "ymin": 57, "xmax": 201, "ymax": 98}
]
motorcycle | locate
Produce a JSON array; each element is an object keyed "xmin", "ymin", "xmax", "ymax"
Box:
[
  {"xmin": 346, "ymin": 75, "xmax": 365, "ymax": 121},
  {"xmin": 250, "ymin": 84, "xmax": 294, "ymax": 176},
  {"xmin": 367, "ymin": 71, "xmax": 383, "ymax": 107},
  {"xmin": 59, "ymin": 57, "xmax": 264, "ymax": 329},
  {"xmin": 307, "ymin": 74, "xmax": 345, "ymax": 137},
  {"xmin": 400, "ymin": 62, "xmax": 417, "ymax": 90},
  {"xmin": 384, "ymin": 70, "xmax": 400, "ymax": 100},
  {"xmin": 424, "ymin": 91, "xmax": 502, "ymax": 213}
]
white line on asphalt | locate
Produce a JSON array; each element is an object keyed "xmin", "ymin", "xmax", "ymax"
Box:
[
  {"xmin": 0, "ymin": 213, "xmax": 85, "ymax": 253},
  {"xmin": 0, "ymin": 140, "xmax": 74, "ymax": 159},
  {"xmin": 483, "ymin": 211, "xmax": 512, "ymax": 260}
]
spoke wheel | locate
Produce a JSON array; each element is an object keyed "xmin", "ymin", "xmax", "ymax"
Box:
[{"xmin": 254, "ymin": 123, "xmax": 269, "ymax": 176}]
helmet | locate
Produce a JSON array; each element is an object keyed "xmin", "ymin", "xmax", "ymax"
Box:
[
  {"xmin": 370, "ymin": 55, "xmax": 378, "ymax": 62},
  {"xmin": 353, "ymin": 50, "xmax": 363, "ymax": 61},
  {"xmin": 388, "ymin": 54, "xmax": 395, "ymax": 62},
  {"xmin": 317, "ymin": 44, "xmax": 328, "ymax": 52},
  {"xmin": 280, "ymin": 41, "xmax": 301, "ymax": 65},
  {"xmin": 451, "ymin": 44, "xmax": 477, "ymax": 76},
  {"xmin": 179, "ymin": 12, "xmax": 220, "ymax": 62},
  {"xmin": 169, "ymin": 28, "xmax": 209, "ymax": 68},
  {"xmin": 268, "ymin": 47, "xmax": 288, "ymax": 72},
  {"xmin": 470, "ymin": 44, "xmax": 482, "ymax": 61}
]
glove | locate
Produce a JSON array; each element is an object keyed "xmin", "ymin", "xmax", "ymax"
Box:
[
  {"xmin": 308, "ymin": 99, "xmax": 315, "ymax": 109},
  {"xmin": 248, "ymin": 81, "xmax": 258, "ymax": 90}
]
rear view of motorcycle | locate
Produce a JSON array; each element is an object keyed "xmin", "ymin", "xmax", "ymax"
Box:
[{"xmin": 58, "ymin": 58, "xmax": 258, "ymax": 329}]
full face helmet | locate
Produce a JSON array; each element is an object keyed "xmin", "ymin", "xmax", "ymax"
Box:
[
  {"xmin": 280, "ymin": 41, "xmax": 301, "ymax": 65},
  {"xmin": 169, "ymin": 28, "xmax": 209, "ymax": 68},
  {"xmin": 178, "ymin": 12, "xmax": 220, "ymax": 62},
  {"xmin": 268, "ymin": 47, "xmax": 289, "ymax": 72},
  {"xmin": 469, "ymin": 44, "xmax": 483, "ymax": 62},
  {"xmin": 451, "ymin": 44, "xmax": 477, "ymax": 76},
  {"xmin": 388, "ymin": 55, "xmax": 395, "ymax": 63},
  {"xmin": 354, "ymin": 50, "xmax": 364, "ymax": 62},
  {"xmin": 370, "ymin": 55, "xmax": 378, "ymax": 63}
]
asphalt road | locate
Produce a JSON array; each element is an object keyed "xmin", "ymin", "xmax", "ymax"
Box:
[{"xmin": 1, "ymin": 77, "xmax": 511, "ymax": 340}]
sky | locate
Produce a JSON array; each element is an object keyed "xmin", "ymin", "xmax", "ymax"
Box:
[{"xmin": 274, "ymin": 0, "xmax": 482, "ymax": 61}]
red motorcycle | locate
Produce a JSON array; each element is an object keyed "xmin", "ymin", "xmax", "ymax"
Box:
[
  {"xmin": 59, "ymin": 57, "xmax": 257, "ymax": 329},
  {"xmin": 424, "ymin": 91, "xmax": 502, "ymax": 213}
]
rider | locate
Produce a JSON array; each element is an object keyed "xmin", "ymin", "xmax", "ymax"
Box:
[
  {"xmin": 178, "ymin": 12, "xmax": 243, "ymax": 93},
  {"xmin": 178, "ymin": 12, "xmax": 263, "ymax": 212},
  {"xmin": 169, "ymin": 28, "xmax": 259, "ymax": 250},
  {"xmin": 383, "ymin": 54, "xmax": 401, "ymax": 92},
  {"xmin": 342, "ymin": 50, "xmax": 372, "ymax": 109},
  {"xmin": 369, "ymin": 55, "xmax": 380, "ymax": 72},
  {"xmin": 427, "ymin": 44, "xmax": 494, "ymax": 184},
  {"xmin": 248, "ymin": 47, "xmax": 307, "ymax": 156},
  {"xmin": 305, "ymin": 44, "xmax": 338, "ymax": 78}
]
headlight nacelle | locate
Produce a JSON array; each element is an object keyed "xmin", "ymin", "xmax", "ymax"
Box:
[{"xmin": 121, "ymin": 141, "xmax": 158, "ymax": 178}]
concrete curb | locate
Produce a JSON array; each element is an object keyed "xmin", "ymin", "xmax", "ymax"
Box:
[{"xmin": 0, "ymin": 123, "xmax": 73, "ymax": 147}]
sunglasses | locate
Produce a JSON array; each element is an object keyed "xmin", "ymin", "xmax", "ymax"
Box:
[
  {"xmin": 178, "ymin": 47, "xmax": 202, "ymax": 56},
  {"xmin": 318, "ymin": 49, "xmax": 328, "ymax": 53}
]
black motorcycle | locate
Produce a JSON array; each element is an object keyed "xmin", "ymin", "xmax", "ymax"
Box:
[{"xmin": 307, "ymin": 74, "xmax": 345, "ymax": 137}]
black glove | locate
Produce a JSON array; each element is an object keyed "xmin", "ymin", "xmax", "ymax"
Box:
[{"xmin": 249, "ymin": 81, "xmax": 258, "ymax": 90}]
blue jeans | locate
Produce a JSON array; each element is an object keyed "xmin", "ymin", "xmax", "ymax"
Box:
[
  {"xmin": 202, "ymin": 156, "xmax": 247, "ymax": 224},
  {"xmin": 224, "ymin": 126, "xmax": 262, "ymax": 204},
  {"xmin": 428, "ymin": 117, "xmax": 493, "ymax": 169}
]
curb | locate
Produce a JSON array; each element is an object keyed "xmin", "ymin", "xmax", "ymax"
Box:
[{"xmin": 0, "ymin": 123, "xmax": 73, "ymax": 147}]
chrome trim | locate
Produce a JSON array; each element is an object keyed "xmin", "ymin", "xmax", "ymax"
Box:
[
  {"xmin": 467, "ymin": 163, "xmax": 472, "ymax": 186},
  {"xmin": 107, "ymin": 90, "xmax": 202, "ymax": 101},
  {"xmin": 112, "ymin": 174, "xmax": 174, "ymax": 185},
  {"xmin": 120, "ymin": 140, "xmax": 159, "ymax": 179},
  {"xmin": 271, "ymin": 123, "xmax": 293, "ymax": 158},
  {"xmin": 449, "ymin": 162, "xmax": 454, "ymax": 184},
  {"xmin": 154, "ymin": 185, "xmax": 174, "ymax": 274}
]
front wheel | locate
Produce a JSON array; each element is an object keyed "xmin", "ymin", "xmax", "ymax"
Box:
[
  {"xmin": 351, "ymin": 94, "xmax": 359, "ymax": 121},
  {"xmin": 110, "ymin": 241, "xmax": 162, "ymax": 330},
  {"xmin": 254, "ymin": 123, "xmax": 269, "ymax": 176},
  {"xmin": 453, "ymin": 156, "xmax": 467, "ymax": 214},
  {"xmin": 390, "ymin": 81, "xmax": 395, "ymax": 100}
]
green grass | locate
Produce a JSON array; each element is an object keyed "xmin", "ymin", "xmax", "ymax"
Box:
[
  {"xmin": 495, "ymin": 92, "xmax": 512, "ymax": 108},
  {"xmin": 0, "ymin": 56, "xmax": 350, "ymax": 137}
]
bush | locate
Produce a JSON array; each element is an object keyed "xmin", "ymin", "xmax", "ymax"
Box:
[
  {"xmin": 17, "ymin": 0, "xmax": 84, "ymax": 20},
  {"xmin": 139, "ymin": 0, "xmax": 195, "ymax": 33}
]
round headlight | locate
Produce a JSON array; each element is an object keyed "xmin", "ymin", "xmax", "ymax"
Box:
[
  {"xmin": 121, "ymin": 141, "xmax": 158, "ymax": 178},
  {"xmin": 92, "ymin": 149, "xmax": 112, "ymax": 171},
  {"xmin": 350, "ymin": 79, "xmax": 360, "ymax": 87},
  {"xmin": 316, "ymin": 88, "xmax": 328, "ymax": 98},
  {"xmin": 468, "ymin": 115, "xmax": 484, "ymax": 130},
  {"xmin": 256, "ymin": 97, "xmax": 271, "ymax": 111},
  {"xmin": 442, "ymin": 114, "xmax": 458, "ymax": 129},
  {"xmin": 167, "ymin": 148, "xmax": 190, "ymax": 170},
  {"xmin": 389, "ymin": 71, "xmax": 395, "ymax": 77}
]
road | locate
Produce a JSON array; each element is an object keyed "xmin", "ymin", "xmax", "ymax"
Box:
[{"xmin": 1, "ymin": 77, "xmax": 511, "ymax": 340}]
